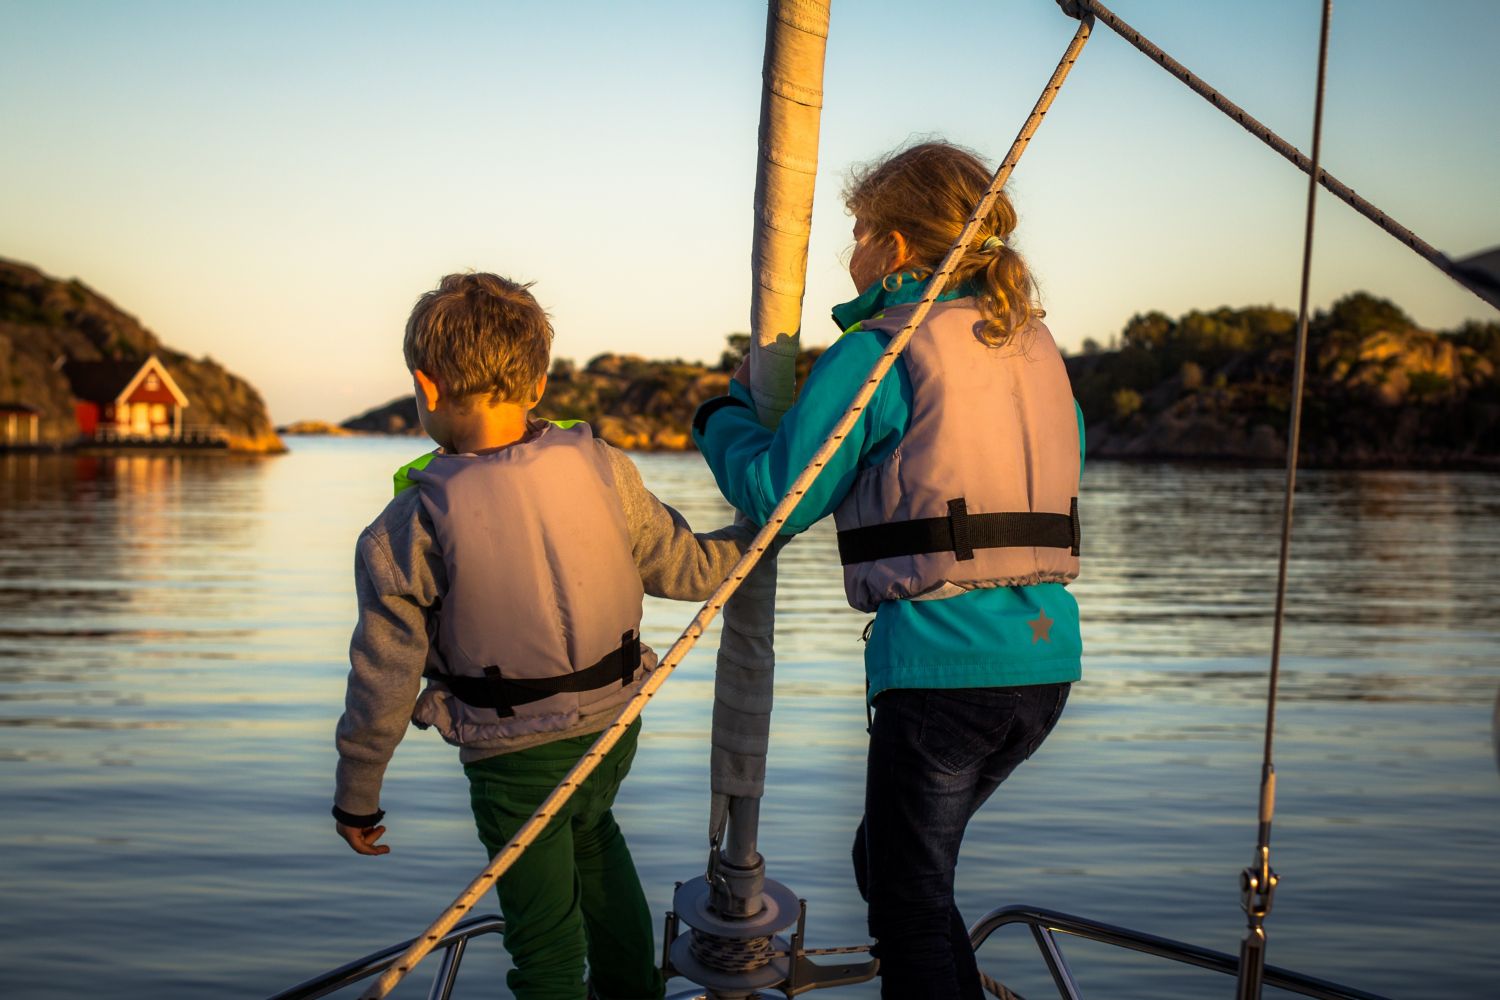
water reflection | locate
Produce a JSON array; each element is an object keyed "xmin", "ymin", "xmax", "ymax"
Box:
[
  {"xmin": 0, "ymin": 444, "xmax": 1497, "ymax": 999},
  {"xmin": 1073, "ymin": 464, "xmax": 1500, "ymax": 675}
]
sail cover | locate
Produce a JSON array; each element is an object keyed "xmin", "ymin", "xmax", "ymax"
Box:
[{"xmin": 710, "ymin": 0, "xmax": 830, "ymax": 842}]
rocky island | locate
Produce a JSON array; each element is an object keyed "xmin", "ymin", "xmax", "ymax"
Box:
[
  {"xmin": 0, "ymin": 259, "xmax": 283, "ymax": 453},
  {"xmin": 327, "ymin": 293, "xmax": 1499, "ymax": 469},
  {"xmin": 1070, "ymin": 293, "xmax": 1499, "ymax": 468},
  {"xmin": 338, "ymin": 337, "xmax": 822, "ymax": 452}
]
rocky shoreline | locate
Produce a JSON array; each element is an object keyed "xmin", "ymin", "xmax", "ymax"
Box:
[
  {"xmin": 0, "ymin": 259, "xmax": 284, "ymax": 454},
  {"xmin": 333, "ymin": 344, "xmax": 808, "ymax": 453},
  {"xmin": 303, "ymin": 293, "xmax": 1500, "ymax": 469},
  {"xmin": 1068, "ymin": 294, "xmax": 1499, "ymax": 469},
  {"xmin": 12, "ymin": 255, "xmax": 1491, "ymax": 468}
]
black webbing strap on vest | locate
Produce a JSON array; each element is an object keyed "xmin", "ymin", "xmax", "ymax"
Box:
[
  {"xmin": 837, "ymin": 496, "xmax": 1081, "ymax": 566},
  {"xmin": 431, "ymin": 630, "xmax": 643, "ymax": 718}
]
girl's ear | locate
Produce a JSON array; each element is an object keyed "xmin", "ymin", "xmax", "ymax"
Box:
[
  {"xmin": 889, "ymin": 231, "xmax": 913, "ymax": 271},
  {"xmin": 413, "ymin": 369, "xmax": 442, "ymax": 412}
]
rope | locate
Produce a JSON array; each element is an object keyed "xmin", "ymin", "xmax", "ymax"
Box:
[
  {"xmin": 1235, "ymin": 3, "xmax": 1332, "ymax": 999},
  {"xmin": 980, "ymin": 970, "xmax": 1024, "ymax": 1000},
  {"xmin": 1064, "ymin": 0, "xmax": 1493, "ymax": 312},
  {"xmin": 355, "ymin": 19, "xmax": 1094, "ymax": 999},
  {"xmin": 690, "ymin": 928, "xmax": 775, "ymax": 972}
]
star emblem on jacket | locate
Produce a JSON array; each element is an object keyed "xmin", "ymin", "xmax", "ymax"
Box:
[{"xmin": 1028, "ymin": 609, "xmax": 1054, "ymax": 644}]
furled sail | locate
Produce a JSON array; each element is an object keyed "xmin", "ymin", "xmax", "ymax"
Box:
[{"xmin": 708, "ymin": 0, "xmax": 830, "ymax": 882}]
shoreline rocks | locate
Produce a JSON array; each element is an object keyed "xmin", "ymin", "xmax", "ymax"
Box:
[
  {"xmin": 1067, "ymin": 293, "xmax": 1500, "ymax": 469},
  {"xmin": 0, "ymin": 258, "xmax": 285, "ymax": 455},
  {"xmin": 321, "ymin": 293, "xmax": 1500, "ymax": 469}
]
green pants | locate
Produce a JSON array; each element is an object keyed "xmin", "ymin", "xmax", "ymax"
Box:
[{"xmin": 464, "ymin": 719, "xmax": 665, "ymax": 1000}]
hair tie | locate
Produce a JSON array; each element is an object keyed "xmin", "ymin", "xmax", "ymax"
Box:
[{"xmin": 979, "ymin": 235, "xmax": 1005, "ymax": 252}]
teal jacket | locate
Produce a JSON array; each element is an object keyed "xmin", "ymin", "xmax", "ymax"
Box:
[{"xmin": 693, "ymin": 273, "xmax": 1084, "ymax": 700}]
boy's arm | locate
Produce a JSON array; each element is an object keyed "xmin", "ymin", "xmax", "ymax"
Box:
[
  {"xmin": 601, "ymin": 443, "xmax": 755, "ymax": 602},
  {"xmin": 333, "ymin": 509, "xmax": 437, "ymax": 841}
]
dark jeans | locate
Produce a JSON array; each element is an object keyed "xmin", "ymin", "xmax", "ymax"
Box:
[{"xmin": 851, "ymin": 683, "xmax": 1070, "ymax": 1000}]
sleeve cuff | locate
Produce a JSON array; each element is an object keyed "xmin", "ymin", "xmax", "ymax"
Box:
[
  {"xmin": 692, "ymin": 395, "xmax": 752, "ymax": 436},
  {"xmin": 332, "ymin": 804, "xmax": 386, "ymax": 828}
]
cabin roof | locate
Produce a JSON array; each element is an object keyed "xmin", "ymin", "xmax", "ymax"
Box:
[
  {"xmin": 62, "ymin": 355, "xmax": 189, "ymax": 407},
  {"xmin": 62, "ymin": 360, "xmax": 143, "ymax": 403}
]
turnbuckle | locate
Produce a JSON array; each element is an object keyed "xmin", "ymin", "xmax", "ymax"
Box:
[{"xmin": 1240, "ymin": 845, "xmax": 1279, "ymax": 920}]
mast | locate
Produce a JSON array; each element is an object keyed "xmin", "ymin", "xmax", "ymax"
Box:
[{"xmin": 709, "ymin": 0, "xmax": 830, "ymax": 905}]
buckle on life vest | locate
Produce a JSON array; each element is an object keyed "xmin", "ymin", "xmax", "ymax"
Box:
[
  {"xmin": 948, "ymin": 498, "xmax": 975, "ymax": 561},
  {"xmin": 430, "ymin": 631, "xmax": 645, "ymax": 715},
  {"xmin": 835, "ymin": 496, "xmax": 1081, "ymax": 565},
  {"xmin": 483, "ymin": 665, "xmax": 516, "ymax": 718},
  {"xmin": 620, "ymin": 630, "xmax": 641, "ymax": 686}
]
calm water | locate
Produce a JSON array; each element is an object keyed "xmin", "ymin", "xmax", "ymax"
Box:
[{"xmin": 1, "ymin": 440, "xmax": 1497, "ymax": 1000}]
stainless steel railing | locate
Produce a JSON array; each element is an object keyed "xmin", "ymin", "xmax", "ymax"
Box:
[
  {"xmin": 968, "ymin": 905, "xmax": 1394, "ymax": 1000},
  {"xmin": 267, "ymin": 915, "xmax": 504, "ymax": 1000},
  {"xmin": 269, "ymin": 904, "xmax": 1395, "ymax": 1000}
]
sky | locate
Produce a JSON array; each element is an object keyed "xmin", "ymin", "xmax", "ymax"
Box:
[{"xmin": 2, "ymin": 0, "xmax": 1497, "ymax": 422}]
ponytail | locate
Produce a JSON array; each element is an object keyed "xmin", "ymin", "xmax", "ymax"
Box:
[{"xmin": 845, "ymin": 141, "xmax": 1043, "ymax": 346}]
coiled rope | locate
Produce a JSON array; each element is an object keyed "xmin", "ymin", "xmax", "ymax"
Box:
[
  {"xmin": 355, "ymin": 16, "xmax": 1095, "ymax": 999},
  {"xmin": 1063, "ymin": 0, "xmax": 1495, "ymax": 311},
  {"xmin": 689, "ymin": 928, "xmax": 776, "ymax": 972}
]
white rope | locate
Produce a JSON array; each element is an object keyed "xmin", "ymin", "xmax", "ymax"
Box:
[
  {"xmin": 357, "ymin": 18, "xmax": 1094, "ymax": 999},
  {"xmin": 981, "ymin": 970, "xmax": 1024, "ymax": 1000}
]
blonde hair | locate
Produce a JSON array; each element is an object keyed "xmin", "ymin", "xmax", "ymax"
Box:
[
  {"xmin": 845, "ymin": 141, "xmax": 1043, "ymax": 345},
  {"xmin": 403, "ymin": 273, "xmax": 553, "ymax": 404}
]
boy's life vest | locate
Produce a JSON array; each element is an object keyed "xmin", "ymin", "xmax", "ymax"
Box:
[
  {"xmin": 406, "ymin": 421, "xmax": 654, "ymax": 747},
  {"xmin": 832, "ymin": 300, "xmax": 1081, "ymax": 613}
]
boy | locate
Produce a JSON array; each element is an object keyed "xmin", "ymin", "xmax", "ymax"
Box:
[{"xmin": 332, "ymin": 272, "xmax": 748, "ymax": 1000}]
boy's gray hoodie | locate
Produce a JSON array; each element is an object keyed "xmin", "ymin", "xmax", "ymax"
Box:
[{"xmin": 333, "ymin": 440, "xmax": 751, "ymax": 819}]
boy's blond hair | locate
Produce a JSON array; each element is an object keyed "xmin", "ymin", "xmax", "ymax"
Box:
[{"xmin": 404, "ymin": 273, "xmax": 553, "ymax": 404}]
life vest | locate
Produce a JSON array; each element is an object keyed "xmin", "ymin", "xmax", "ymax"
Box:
[
  {"xmin": 832, "ymin": 299, "xmax": 1081, "ymax": 613},
  {"xmin": 406, "ymin": 421, "xmax": 654, "ymax": 747}
]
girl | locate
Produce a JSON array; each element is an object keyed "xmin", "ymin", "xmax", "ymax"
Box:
[{"xmin": 692, "ymin": 141, "xmax": 1083, "ymax": 1000}]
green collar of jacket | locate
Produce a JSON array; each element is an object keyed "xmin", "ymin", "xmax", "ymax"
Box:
[
  {"xmin": 390, "ymin": 419, "xmax": 588, "ymax": 496},
  {"xmin": 830, "ymin": 270, "xmax": 974, "ymax": 333}
]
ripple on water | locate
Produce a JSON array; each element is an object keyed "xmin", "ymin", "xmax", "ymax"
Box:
[{"xmin": 0, "ymin": 445, "xmax": 1497, "ymax": 999}]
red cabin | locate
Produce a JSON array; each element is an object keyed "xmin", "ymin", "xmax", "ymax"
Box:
[{"xmin": 64, "ymin": 355, "xmax": 189, "ymax": 440}]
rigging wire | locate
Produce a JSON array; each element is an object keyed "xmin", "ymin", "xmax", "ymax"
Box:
[
  {"xmin": 1234, "ymin": 2, "xmax": 1333, "ymax": 998},
  {"xmin": 353, "ymin": 16, "xmax": 1096, "ymax": 1000},
  {"xmin": 1068, "ymin": 0, "xmax": 1498, "ymax": 312}
]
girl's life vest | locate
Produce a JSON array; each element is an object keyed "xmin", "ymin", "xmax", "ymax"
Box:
[
  {"xmin": 406, "ymin": 421, "xmax": 655, "ymax": 747},
  {"xmin": 832, "ymin": 300, "xmax": 1081, "ymax": 613}
]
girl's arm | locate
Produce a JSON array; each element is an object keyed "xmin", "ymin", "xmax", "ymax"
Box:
[{"xmin": 692, "ymin": 331, "xmax": 908, "ymax": 535}]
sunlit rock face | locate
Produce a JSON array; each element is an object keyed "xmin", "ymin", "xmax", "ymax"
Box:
[
  {"xmin": 336, "ymin": 291, "xmax": 1500, "ymax": 465},
  {"xmin": 339, "ymin": 346, "xmax": 827, "ymax": 452},
  {"xmin": 0, "ymin": 258, "xmax": 284, "ymax": 453},
  {"xmin": 1068, "ymin": 293, "xmax": 1500, "ymax": 468}
]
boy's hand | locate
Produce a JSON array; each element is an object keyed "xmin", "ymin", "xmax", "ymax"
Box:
[{"xmin": 336, "ymin": 821, "xmax": 391, "ymax": 856}]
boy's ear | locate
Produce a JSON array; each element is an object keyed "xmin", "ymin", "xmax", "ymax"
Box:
[
  {"xmin": 531, "ymin": 374, "xmax": 547, "ymax": 406},
  {"xmin": 413, "ymin": 369, "xmax": 442, "ymax": 412}
]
